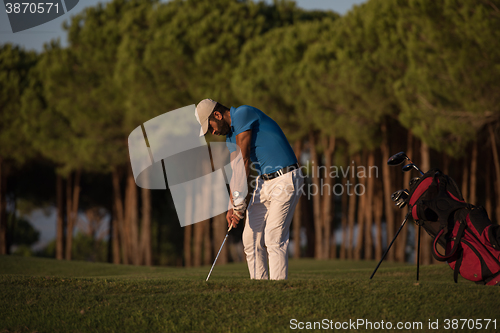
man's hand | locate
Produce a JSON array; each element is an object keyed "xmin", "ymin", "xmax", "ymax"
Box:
[
  {"xmin": 226, "ymin": 209, "xmax": 241, "ymax": 229},
  {"xmin": 233, "ymin": 200, "xmax": 247, "ymax": 219}
]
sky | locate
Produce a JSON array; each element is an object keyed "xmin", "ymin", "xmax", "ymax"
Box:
[
  {"xmin": 1, "ymin": 0, "xmax": 367, "ymax": 52},
  {"xmin": 1, "ymin": 0, "xmax": 367, "ymax": 250}
]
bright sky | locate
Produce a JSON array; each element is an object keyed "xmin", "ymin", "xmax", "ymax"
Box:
[{"xmin": 0, "ymin": 0, "xmax": 367, "ymax": 52}]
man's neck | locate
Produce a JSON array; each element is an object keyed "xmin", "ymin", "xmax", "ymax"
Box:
[{"xmin": 224, "ymin": 109, "xmax": 232, "ymax": 126}]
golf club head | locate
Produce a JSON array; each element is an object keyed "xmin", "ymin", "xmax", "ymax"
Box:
[
  {"xmin": 402, "ymin": 163, "xmax": 416, "ymax": 172},
  {"xmin": 391, "ymin": 189, "xmax": 405, "ymax": 202},
  {"xmin": 402, "ymin": 163, "xmax": 425, "ymax": 176},
  {"xmin": 396, "ymin": 200, "xmax": 408, "ymax": 209},
  {"xmin": 409, "ymin": 177, "xmax": 420, "ymax": 188},
  {"xmin": 387, "ymin": 151, "xmax": 409, "ymax": 166},
  {"xmin": 391, "ymin": 189, "xmax": 409, "ymax": 209}
]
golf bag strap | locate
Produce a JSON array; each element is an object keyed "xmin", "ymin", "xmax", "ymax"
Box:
[{"xmin": 432, "ymin": 221, "xmax": 466, "ymax": 261}]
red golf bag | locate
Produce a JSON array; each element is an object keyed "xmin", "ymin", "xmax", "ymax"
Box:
[{"xmin": 408, "ymin": 168, "xmax": 500, "ymax": 285}]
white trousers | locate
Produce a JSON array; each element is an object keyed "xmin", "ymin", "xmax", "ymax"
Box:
[{"xmin": 242, "ymin": 168, "xmax": 303, "ymax": 280}]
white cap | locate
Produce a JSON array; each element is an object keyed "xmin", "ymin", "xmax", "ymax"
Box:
[{"xmin": 195, "ymin": 99, "xmax": 217, "ymax": 136}]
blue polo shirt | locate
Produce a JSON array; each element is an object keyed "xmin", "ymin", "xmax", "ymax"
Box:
[{"xmin": 226, "ymin": 105, "xmax": 297, "ymax": 175}]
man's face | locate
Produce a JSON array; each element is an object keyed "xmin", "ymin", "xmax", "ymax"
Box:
[{"xmin": 208, "ymin": 112, "xmax": 231, "ymax": 136}]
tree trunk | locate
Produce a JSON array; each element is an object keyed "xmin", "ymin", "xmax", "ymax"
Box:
[
  {"xmin": 193, "ymin": 220, "xmax": 204, "ymax": 267},
  {"xmin": 65, "ymin": 169, "xmax": 81, "ymax": 260},
  {"xmin": 461, "ymin": 153, "xmax": 470, "ymax": 202},
  {"xmin": 420, "ymin": 142, "xmax": 432, "ymax": 265},
  {"xmin": 469, "ymin": 142, "xmax": 478, "ymax": 205},
  {"xmin": 294, "ymin": 196, "xmax": 304, "ymax": 259},
  {"xmin": 125, "ymin": 167, "xmax": 139, "ymax": 265},
  {"xmin": 140, "ymin": 187, "xmax": 152, "ymax": 266},
  {"xmin": 488, "ymin": 124, "xmax": 500, "ymax": 224},
  {"xmin": 112, "ymin": 168, "xmax": 129, "ymax": 264},
  {"xmin": 183, "ymin": 184, "xmax": 194, "ymax": 267},
  {"xmin": 56, "ymin": 174, "xmax": 64, "ymax": 260},
  {"xmin": 321, "ymin": 136, "xmax": 335, "ymax": 259},
  {"xmin": 354, "ymin": 153, "xmax": 366, "ymax": 260},
  {"xmin": 486, "ymin": 161, "xmax": 493, "ymax": 223},
  {"xmin": 84, "ymin": 208, "xmax": 98, "ymax": 258},
  {"xmin": 293, "ymin": 140, "xmax": 303, "ymax": 259},
  {"xmin": 303, "ymin": 187, "xmax": 315, "ymax": 257},
  {"xmin": 364, "ymin": 151, "xmax": 375, "ymax": 260},
  {"xmin": 0, "ymin": 156, "xmax": 6, "ymax": 255},
  {"xmin": 203, "ymin": 219, "xmax": 211, "ymax": 266},
  {"xmin": 381, "ymin": 122, "xmax": 395, "ymax": 261},
  {"xmin": 107, "ymin": 209, "xmax": 113, "ymax": 263},
  {"xmin": 374, "ymin": 180, "xmax": 383, "ymax": 261},
  {"xmin": 71, "ymin": 169, "xmax": 82, "ymax": 259},
  {"xmin": 184, "ymin": 224, "xmax": 192, "ymax": 267},
  {"xmin": 309, "ymin": 131, "xmax": 323, "ymax": 259},
  {"xmin": 112, "ymin": 215, "xmax": 120, "ymax": 264},
  {"xmin": 347, "ymin": 156, "xmax": 357, "ymax": 260},
  {"xmin": 340, "ymin": 175, "xmax": 348, "ymax": 260}
]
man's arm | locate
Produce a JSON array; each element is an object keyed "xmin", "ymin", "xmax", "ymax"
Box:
[
  {"xmin": 227, "ymin": 130, "xmax": 252, "ymax": 227},
  {"xmin": 236, "ymin": 129, "xmax": 252, "ymax": 180}
]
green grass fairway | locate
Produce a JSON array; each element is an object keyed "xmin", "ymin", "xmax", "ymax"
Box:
[{"xmin": 1, "ymin": 256, "xmax": 499, "ymax": 332}]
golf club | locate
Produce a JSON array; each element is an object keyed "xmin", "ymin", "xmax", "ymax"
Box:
[
  {"xmin": 391, "ymin": 189, "xmax": 409, "ymax": 209},
  {"xmin": 402, "ymin": 163, "xmax": 424, "ymax": 176},
  {"xmin": 396, "ymin": 198, "xmax": 408, "ymax": 209},
  {"xmin": 387, "ymin": 151, "xmax": 424, "ymax": 175},
  {"xmin": 391, "ymin": 189, "xmax": 407, "ymax": 202},
  {"xmin": 409, "ymin": 177, "xmax": 421, "ymax": 188},
  {"xmin": 206, "ymin": 225, "xmax": 233, "ymax": 281},
  {"xmin": 387, "ymin": 151, "xmax": 411, "ymax": 166}
]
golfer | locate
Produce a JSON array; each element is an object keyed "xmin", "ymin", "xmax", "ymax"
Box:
[{"xmin": 195, "ymin": 99, "xmax": 303, "ymax": 280}]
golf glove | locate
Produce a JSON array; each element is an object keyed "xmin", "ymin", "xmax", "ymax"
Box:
[
  {"xmin": 233, "ymin": 201, "xmax": 247, "ymax": 219},
  {"xmin": 232, "ymin": 191, "xmax": 247, "ymax": 219}
]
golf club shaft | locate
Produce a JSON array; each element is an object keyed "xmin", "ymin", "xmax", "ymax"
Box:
[
  {"xmin": 414, "ymin": 165, "xmax": 424, "ymax": 176},
  {"xmin": 206, "ymin": 225, "xmax": 233, "ymax": 281},
  {"xmin": 405, "ymin": 155, "xmax": 425, "ymax": 176},
  {"xmin": 370, "ymin": 212, "xmax": 411, "ymax": 279}
]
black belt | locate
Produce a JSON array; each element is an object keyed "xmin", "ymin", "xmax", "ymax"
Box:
[{"xmin": 261, "ymin": 163, "xmax": 299, "ymax": 181}]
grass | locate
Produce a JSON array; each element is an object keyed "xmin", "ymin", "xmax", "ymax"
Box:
[{"xmin": 1, "ymin": 256, "xmax": 499, "ymax": 332}]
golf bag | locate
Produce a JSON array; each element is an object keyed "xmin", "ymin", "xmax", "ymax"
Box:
[{"xmin": 408, "ymin": 168, "xmax": 500, "ymax": 285}]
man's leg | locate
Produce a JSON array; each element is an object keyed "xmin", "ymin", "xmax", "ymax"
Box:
[
  {"xmin": 242, "ymin": 179, "xmax": 270, "ymax": 279},
  {"xmin": 264, "ymin": 169, "xmax": 303, "ymax": 280}
]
